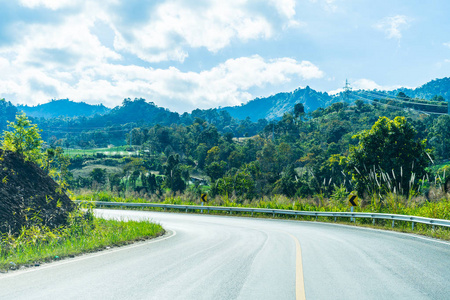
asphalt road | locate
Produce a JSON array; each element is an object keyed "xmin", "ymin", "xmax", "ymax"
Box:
[{"xmin": 1, "ymin": 209, "xmax": 449, "ymax": 299}]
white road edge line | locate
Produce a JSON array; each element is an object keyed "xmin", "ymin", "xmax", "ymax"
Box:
[{"xmin": 0, "ymin": 230, "xmax": 177, "ymax": 279}]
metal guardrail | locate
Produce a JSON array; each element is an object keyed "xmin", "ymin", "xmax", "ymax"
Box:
[{"xmin": 75, "ymin": 200, "xmax": 450, "ymax": 230}]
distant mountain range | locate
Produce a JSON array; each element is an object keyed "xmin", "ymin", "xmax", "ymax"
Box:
[
  {"xmin": 388, "ymin": 77, "xmax": 450, "ymax": 100},
  {"xmin": 2, "ymin": 77, "xmax": 449, "ymax": 126},
  {"xmin": 219, "ymin": 77, "xmax": 450, "ymax": 121},
  {"xmin": 17, "ymin": 99, "xmax": 110, "ymax": 119}
]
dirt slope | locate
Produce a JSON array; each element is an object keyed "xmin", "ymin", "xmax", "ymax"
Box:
[{"xmin": 0, "ymin": 149, "xmax": 75, "ymax": 234}]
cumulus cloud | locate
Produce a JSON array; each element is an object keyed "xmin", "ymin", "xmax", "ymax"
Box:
[
  {"xmin": 374, "ymin": 15, "xmax": 411, "ymax": 39},
  {"xmin": 0, "ymin": 54, "xmax": 324, "ymax": 112},
  {"xmin": 444, "ymin": 42, "xmax": 450, "ymax": 49},
  {"xmin": 18, "ymin": 0, "xmax": 81, "ymax": 10},
  {"xmin": 352, "ymin": 79, "xmax": 403, "ymax": 91},
  {"xmin": 329, "ymin": 78, "xmax": 406, "ymax": 95},
  {"xmin": 112, "ymin": 0, "xmax": 279, "ymax": 62},
  {"xmin": 0, "ymin": 1, "xmax": 324, "ymax": 112}
]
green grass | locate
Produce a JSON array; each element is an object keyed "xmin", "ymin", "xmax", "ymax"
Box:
[
  {"xmin": 64, "ymin": 146, "xmax": 135, "ymax": 157},
  {"xmin": 71, "ymin": 164, "xmax": 123, "ymax": 178},
  {"xmin": 0, "ymin": 208, "xmax": 164, "ymax": 272}
]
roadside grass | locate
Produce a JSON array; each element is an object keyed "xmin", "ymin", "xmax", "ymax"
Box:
[
  {"xmin": 0, "ymin": 207, "xmax": 164, "ymax": 272},
  {"xmin": 75, "ymin": 190, "xmax": 450, "ymax": 241}
]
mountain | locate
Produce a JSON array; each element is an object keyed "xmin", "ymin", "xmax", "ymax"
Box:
[
  {"xmin": 100, "ymin": 98, "xmax": 180, "ymax": 125},
  {"xmin": 0, "ymin": 98, "xmax": 18, "ymax": 131},
  {"xmin": 219, "ymin": 78, "xmax": 450, "ymax": 121},
  {"xmin": 220, "ymin": 86, "xmax": 333, "ymax": 121},
  {"xmin": 17, "ymin": 99, "xmax": 111, "ymax": 119},
  {"xmin": 388, "ymin": 77, "xmax": 450, "ymax": 101}
]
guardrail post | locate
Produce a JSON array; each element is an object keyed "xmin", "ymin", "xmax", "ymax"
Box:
[
  {"xmin": 229, "ymin": 209, "xmax": 232, "ymax": 215},
  {"xmin": 411, "ymin": 222, "xmax": 414, "ymax": 230},
  {"xmin": 273, "ymin": 211, "xmax": 275, "ymax": 218},
  {"xmin": 392, "ymin": 220, "xmax": 395, "ymax": 228},
  {"xmin": 185, "ymin": 207, "xmax": 188, "ymax": 213},
  {"xmin": 432, "ymin": 225, "xmax": 435, "ymax": 230},
  {"xmin": 334, "ymin": 216, "xmax": 336, "ymax": 222},
  {"xmin": 251, "ymin": 211, "xmax": 254, "ymax": 217}
]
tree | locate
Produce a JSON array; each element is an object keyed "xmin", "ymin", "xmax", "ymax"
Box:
[
  {"xmin": 206, "ymin": 161, "xmax": 227, "ymax": 182},
  {"xmin": 431, "ymin": 115, "xmax": 450, "ymax": 160},
  {"xmin": 346, "ymin": 116, "xmax": 431, "ymax": 196},
  {"xmin": 90, "ymin": 168, "xmax": 107, "ymax": 185},
  {"xmin": 2, "ymin": 112, "xmax": 43, "ymax": 163},
  {"xmin": 294, "ymin": 103, "xmax": 305, "ymax": 119},
  {"xmin": 163, "ymin": 154, "xmax": 186, "ymax": 193},
  {"xmin": 396, "ymin": 92, "xmax": 410, "ymax": 101}
]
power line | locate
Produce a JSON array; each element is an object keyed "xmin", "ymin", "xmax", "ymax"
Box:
[
  {"xmin": 350, "ymin": 93, "xmax": 448, "ymax": 115},
  {"xmin": 344, "ymin": 80, "xmax": 448, "ymax": 115},
  {"xmin": 358, "ymin": 90, "xmax": 447, "ymax": 108}
]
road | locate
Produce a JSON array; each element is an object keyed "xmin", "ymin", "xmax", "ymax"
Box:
[{"xmin": 1, "ymin": 209, "xmax": 449, "ymax": 299}]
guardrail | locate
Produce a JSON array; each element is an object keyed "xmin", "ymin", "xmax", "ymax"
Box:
[{"xmin": 75, "ymin": 200, "xmax": 450, "ymax": 230}]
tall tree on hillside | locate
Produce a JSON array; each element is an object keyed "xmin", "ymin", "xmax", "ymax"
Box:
[{"xmin": 346, "ymin": 116, "xmax": 431, "ymax": 196}]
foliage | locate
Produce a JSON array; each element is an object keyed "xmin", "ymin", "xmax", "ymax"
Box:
[
  {"xmin": 346, "ymin": 116, "xmax": 432, "ymax": 196},
  {"xmin": 11, "ymin": 92, "xmax": 444, "ymax": 204},
  {"xmin": 2, "ymin": 112, "xmax": 43, "ymax": 163}
]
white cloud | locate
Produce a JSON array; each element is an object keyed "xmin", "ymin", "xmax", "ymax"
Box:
[
  {"xmin": 352, "ymin": 79, "xmax": 403, "ymax": 91},
  {"xmin": 112, "ymin": 0, "xmax": 277, "ymax": 62},
  {"xmin": 0, "ymin": 55, "xmax": 324, "ymax": 112},
  {"xmin": 18, "ymin": 0, "xmax": 81, "ymax": 10},
  {"xmin": 374, "ymin": 15, "xmax": 411, "ymax": 39},
  {"xmin": 328, "ymin": 88, "xmax": 343, "ymax": 95},
  {"xmin": 0, "ymin": 1, "xmax": 323, "ymax": 112},
  {"xmin": 268, "ymin": 0, "xmax": 297, "ymax": 19},
  {"xmin": 308, "ymin": 0, "xmax": 337, "ymax": 12},
  {"xmin": 444, "ymin": 42, "xmax": 450, "ymax": 49}
]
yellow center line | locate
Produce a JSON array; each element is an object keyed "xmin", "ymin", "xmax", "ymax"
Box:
[{"xmin": 288, "ymin": 233, "xmax": 306, "ymax": 300}]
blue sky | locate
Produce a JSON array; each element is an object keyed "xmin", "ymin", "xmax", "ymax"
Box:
[{"xmin": 0, "ymin": 0, "xmax": 449, "ymax": 112}]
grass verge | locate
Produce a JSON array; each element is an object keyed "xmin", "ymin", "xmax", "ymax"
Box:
[{"xmin": 0, "ymin": 208, "xmax": 164, "ymax": 272}]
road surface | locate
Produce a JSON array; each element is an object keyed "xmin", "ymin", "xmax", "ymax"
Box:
[{"xmin": 1, "ymin": 209, "xmax": 449, "ymax": 299}]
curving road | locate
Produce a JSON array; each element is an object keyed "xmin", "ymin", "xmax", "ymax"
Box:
[{"xmin": 1, "ymin": 209, "xmax": 449, "ymax": 299}]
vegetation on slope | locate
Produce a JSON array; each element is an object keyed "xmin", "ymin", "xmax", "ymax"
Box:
[{"xmin": 0, "ymin": 114, "xmax": 164, "ymax": 272}]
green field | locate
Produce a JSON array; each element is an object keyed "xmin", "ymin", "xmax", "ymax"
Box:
[{"xmin": 64, "ymin": 146, "xmax": 139, "ymax": 157}]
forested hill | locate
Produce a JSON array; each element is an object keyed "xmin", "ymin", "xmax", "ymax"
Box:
[
  {"xmin": 17, "ymin": 99, "xmax": 110, "ymax": 119},
  {"xmin": 388, "ymin": 77, "xmax": 450, "ymax": 100},
  {"xmin": 0, "ymin": 99, "xmax": 17, "ymax": 131},
  {"xmin": 220, "ymin": 86, "xmax": 332, "ymax": 121}
]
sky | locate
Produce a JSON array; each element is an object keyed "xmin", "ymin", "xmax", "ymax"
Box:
[{"xmin": 0, "ymin": 0, "xmax": 449, "ymax": 112}]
